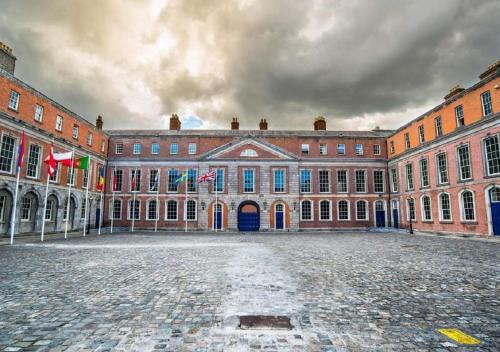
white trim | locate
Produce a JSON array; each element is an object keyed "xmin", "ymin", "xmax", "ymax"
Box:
[
  {"xmin": 482, "ymin": 133, "xmax": 500, "ymax": 177},
  {"xmin": 438, "ymin": 192, "xmax": 452, "ymax": 222},
  {"xmin": 354, "ymin": 169, "xmax": 367, "ymax": 193},
  {"xmin": 373, "ymin": 169, "xmax": 385, "ymax": 193},
  {"xmin": 373, "ymin": 199, "xmax": 387, "ymax": 227},
  {"xmin": 165, "ymin": 199, "xmax": 178, "ymax": 221},
  {"xmin": 406, "ymin": 197, "xmax": 416, "ymax": 221},
  {"xmin": 273, "ymin": 168, "xmax": 286, "ymax": 193},
  {"xmin": 299, "ymin": 168, "xmax": 313, "ymax": 193},
  {"xmin": 485, "ymin": 184, "xmax": 500, "ymax": 236},
  {"xmin": 184, "ymin": 199, "xmax": 197, "ymax": 221},
  {"xmin": 458, "ymin": 189, "xmax": 477, "ymax": 222},
  {"xmin": 336, "ymin": 169, "xmax": 349, "ymax": 193},
  {"xmin": 337, "ymin": 199, "xmax": 350, "ymax": 221},
  {"xmin": 146, "ymin": 198, "xmax": 159, "ymax": 221},
  {"xmin": 109, "ymin": 198, "xmax": 122, "ymax": 220},
  {"xmin": 242, "ymin": 168, "xmax": 256, "ymax": 193},
  {"xmin": 420, "ymin": 194, "xmax": 433, "ymax": 221},
  {"xmin": 355, "ymin": 199, "xmax": 369, "ymax": 221},
  {"xmin": 274, "ymin": 202, "xmax": 286, "ymax": 230},
  {"xmin": 319, "ymin": 199, "xmax": 332, "ymax": 221},
  {"xmin": 300, "ymin": 199, "xmax": 313, "ymax": 221},
  {"xmin": 212, "ymin": 201, "xmax": 224, "ymax": 231},
  {"xmin": 25, "ymin": 142, "xmax": 43, "ymax": 180},
  {"xmin": 0, "ymin": 132, "xmax": 18, "ymax": 175},
  {"xmin": 318, "ymin": 169, "xmax": 331, "ymax": 193},
  {"xmin": 127, "ymin": 199, "xmax": 141, "ymax": 220}
]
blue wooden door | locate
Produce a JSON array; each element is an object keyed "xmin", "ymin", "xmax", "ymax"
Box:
[
  {"xmin": 238, "ymin": 212, "xmax": 259, "ymax": 231},
  {"xmin": 492, "ymin": 203, "xmax": 500, "ymax": 235},
  {"xmin": 214, "ymin": 207, "xmax": 222, "ymax": 230},
  {"xmin": 392, "ymin": 209, "xmax": 399, "ymax": 228},
  {"xmin": 95, "ymin": 208, "xmax": 100, "ymax": 228},
  {"xmin": 376, "ymin": 210, "xmax": 385, "ymax": 227},
  {"xmin": 276, "ymin": 211, "xmax": 284, "ymax": 229}
]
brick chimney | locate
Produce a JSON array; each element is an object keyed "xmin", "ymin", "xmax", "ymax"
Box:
[
  {"xmin": 444, "ymin": 85, "xmax": 465, "ymax": 101},
  {"xmin": 169, "ymin": 114, "xmax": 181, "ymax": 130},
  {"xmin": 479, "ymin": 60, "xmax": 500, "ymax": 80},
  {"xmin": 314, "ymin": 116, "xmax": 326, "ymax": 130},
  {"xmin": 259, "ymin": 118, "xmax": 268, "ymax": 130},
  {"xmin": 0, "ymin": 42, "xmax": 16, "ymax": 75},
  {"xmin": 231, "ymin": 117, "xmax": 239, "ymax": 130},
  {"xmin": 96, "ymin": 115, "xmax": 103, "ymax": 130}
]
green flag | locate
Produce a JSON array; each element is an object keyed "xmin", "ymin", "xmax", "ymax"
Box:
[
  {"xmin": 74, "ymin": 156, "xmax": 90, "ymax": 170},
  {"xmin": 175, "ymin": 172, "xmax": 188, "ymax": 184}
]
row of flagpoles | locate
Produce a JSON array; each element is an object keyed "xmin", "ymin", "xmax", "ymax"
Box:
[{"xmin": 10, "ymin": 130, "xmax": 105, "ymax": 244}]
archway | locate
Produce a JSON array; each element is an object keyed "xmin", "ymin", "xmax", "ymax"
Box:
[
  {"xmin": 44, "ymin": 194, "xmax": 59, "ymax": 233},
  {"xmin": 238, "ymin": 201, "xmax": 260, "ymax": 232},
  {"xmin": 19, "ymin": 192, "xmax": 39, "ymax": 233},
  {"xmin": 0, "ymin": 188, "xmax": 14, "ymax": 235},
  {"xmin": 274, "ymin": 202, "xmax": 285, "ymax": 230},
  {"xmin": 486, "ymin": 185, "xmax": 500, "ymax": 236}
]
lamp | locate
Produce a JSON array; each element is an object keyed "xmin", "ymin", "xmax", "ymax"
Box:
[
  {"xmin": 293, "ymin": 201, "xmax": 297, "ymax": 211},
  {"xmin": 263, "ymin": 202, "xmax": 267, "ymax": 211},
  {"xmin": 201, "ymin": 201, "xmax": 206, "ymax": 210},
  {"xmin": 231, "ymin": 202, "xmax": 235, "ymax": 211}
]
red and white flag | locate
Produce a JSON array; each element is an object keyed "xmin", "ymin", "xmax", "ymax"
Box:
[
  {"xmin": 44, "ymin": 150, "xmax": 73, "ymax": 165},
  {"xmin": 198, "ymin": 170, "xmax": 215, "ymax": 183},
  {"xmin": 44, "ymin": 147, "xmax": 57, "ymax": 176}
]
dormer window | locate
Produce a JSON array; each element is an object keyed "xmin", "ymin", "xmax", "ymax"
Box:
[{"xmin": 240, "ymin": 149, "xmax": 258, "ymax": 157}]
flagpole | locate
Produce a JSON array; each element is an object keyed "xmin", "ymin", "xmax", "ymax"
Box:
[
  {"xmin": 111, "ymin": 167, "xmax": 116, "ymax": 234},
  {"xmin": 40, "ymin": 172, "xmax": 50, "ymax": 242},
  {"xmin": 155, "ymin": 170, "xmax": 159, "ymax": 232},
  {"xmin": 185, "ymin": 169, "xmax": 188, "ymax": 233},
  {"xmin": 9, "ymin": 167, "xmax": 21, "ymax": 245},
  {"xmin": 98, "ymin": 187, "xmax": 103, "ymax": 235},
  {"xmin": 132, "ymin": 190, "xmax": 136, "ymax": 233},
  {"xmin": 83, "ymin": 155, "xmax": 91, "ymax": 237},
  {"xmin": 64, "ymin": 148, "xmax": 75, "ymax": 239},
  {"xmin": 215, "ymin": 169, "xmax": 218, "ymax": 233}
]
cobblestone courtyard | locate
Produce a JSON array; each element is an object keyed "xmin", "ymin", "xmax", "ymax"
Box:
[{"xmin": 0, "ymin": 232, "xmax": 498, "ymax": 351}]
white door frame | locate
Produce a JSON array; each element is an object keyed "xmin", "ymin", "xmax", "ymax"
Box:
[{"xmin": 274, "ymin": 202, "xmax": 285, "ymax": 230}]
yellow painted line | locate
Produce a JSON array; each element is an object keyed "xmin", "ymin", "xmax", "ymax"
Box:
[{"xmin": 437, "ymin": 328, "xmax": 481, "ymax": 345}]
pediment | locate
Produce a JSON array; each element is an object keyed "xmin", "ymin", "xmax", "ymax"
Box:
[{"xmin": 201, "ymin": 138, "xmax": 297, "ymax": 160}]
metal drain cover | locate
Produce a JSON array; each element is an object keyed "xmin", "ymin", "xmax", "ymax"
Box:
[{"xmin": 239, "ymin": 315, "xmax": 293, "ymax": 330}]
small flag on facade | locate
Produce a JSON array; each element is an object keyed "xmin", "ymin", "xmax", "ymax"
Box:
[
  {"xmin": 16, "ymin": 130, "xmax": 25, "ymax": 172},
  {"xmin": 198, "ymin": 170, "xmax": 215, "ymax": 183},
  {"xmin": 112, "ymin": 170, "xmax": 118, "ymax": 192},
  {"xmin": 96, "ymin": 167, "xmax": 105, "ymax": 191},
  {"xmin": 45, "ymin": 150, "xmax": 73, "ymax": 166},
  {"xmin": 175, "ymin": 172, "xmax": 188, "ymax": 184},
  {"xmin": 131, "ymin": 173, "xmax": 136, "ymax": 191},
  {"xmin": 44, "ymin": 146, "xmax": 57, "ymax": 176},
  {"xmin": 73, "ymin": 155, "xmax": 90, "ymax": 170}
]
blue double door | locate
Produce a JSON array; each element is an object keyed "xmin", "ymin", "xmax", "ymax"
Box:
[{"xmin": 238, "ymin": 202, "xmax": 260, "ymax": 232}]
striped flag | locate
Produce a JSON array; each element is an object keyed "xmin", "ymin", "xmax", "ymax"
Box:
[
  {"xmin": 16, "ymin": 130, "xmax": 25, "ymax": 172},
  {"xmin": 198, "ymin": 170, "xmax": 215, "ymax": 183},
  {"xmin": 175, "ymin": 172, "xmax": 188, "ymax": 184},
  {"xmin": 96, "ymin": 167, "xmax": 105, "ymax": 191}
]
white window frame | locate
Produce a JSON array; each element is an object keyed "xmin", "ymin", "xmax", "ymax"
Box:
[
  {"xmin": 373, "ymin": 169, "xmax": 385, "ymax": 193},
  {"xmin": 188, "ymin": 143, "xmax": 197, "ymax": 155},
  {"xmin": 455, "ymin": 105, "xmax": 465, "ymax": 127},
  {"xmin": 72, "ymin": 125, "xmax": 79, "ymax": 139},
  {"xmin": 127, "ymin": 199, "xmax": 141, "ymax": 220},
  {"xmin": 86, "ymin": 132, "xmax": 93, "ymax": 146},
  {"xmin": 483, "ymin": 134, "xmax": 500, "ymax": 177},
  {"xmin": 165, "ymin": 199, "xmax": 178, "ymax": 221},
  {"xmin": 55, "ymin": 115, "xmax": 63, "ymax": 132},
  {"xmin": 25, "ymin": 143, "xmax": 42, "ymax": 180},
  {"xmin": 146, "ymin": 199, "xmax": 159, "ymax": 221},
  {"xmin": 133, "ymin": 143, "xmax": 141, "ymax": 155},
  {"xmin": 355, "ymin": 143, "xmax": 364, "ymax": 155},
  {"xmin": 355, "ymin": 169, "xmax": 367, "ymax": 193},
  {"xmin": 420, "ymin": 195, "xmax": 432, "ymax": 221},
  {"xmin": 407, "ymin": 198, "xmax": 416, "ymax": 221},
  {"xmin": 481, "ymin": 90, "xmax": 492, "ymax": 116},
  {"xmin": 273, "ymin": 168, "xmax": 286, "ymax": 193},
  {"xmin": 406, "ymin": 163, "xmax": 414, "ymax": 191},
  {"xmin": 373, "ymin": 144, "xmax": 381, "ymax": 156},
  {"xmin": 337, "ymin": 200, "xmax": 350, "ymax": 221},
  {"xmin": 319, "ymin": 143, "xmax": 328, "ymax": 155},
  {"xmin": 390, "ymin": 168, "xmax": 398, "ymax": 193},
  {"xmin": 318, "ymin": 169, "xmax": 331, "ymax": 193},
  {"xmin": 148, "ymin": 168, "xmax": 160, "ymax": 192},
  {"xmin": 170, "ymin": 143, "xmax": 178, "ymax": 155},
  {"xmin": 419, "ymin": 157, "xmax": 430, "ymax": 188},
  {"xmin": 459, "ymin": 189, "xmax": 476, "ymax": 222},
  {"xmin": 184, "ymin": 199, "xmax": 197, "ymax": 221},
  {"xmin": 336, "ymin": 169, "xmax": 348, "ymax": 193},
  {"xmin": 151, "ymin": 142, "xmax": 160, "ymax": 155},
  {"xmin": 115, "ymin": 143, "xmax": 123, "ymax": 155},
  {"xmin": 243, "ymin": 168, "xmax": 255, "ymax": 193},
  {"xmin": 337, "ymin": 143, "xmax": 346, "ymax": 155},
  {"xmin": 301, "ymin": 144, "xmax": 309, "ymax": 155},
  {"xmin": 434, "ymin": 116, "xmax": 443, "ymax": 137},
  {"xmin": 300, "ymin": 200, "xmax": 313, "ymax": 221},
  {"xmin": 319, "ymin": 199, "xmax": 332, "ymax": 221},
  {"xmin": 34, "ymin": 104, "xmax": 44, "ymax": 122},
  {"xmin": 436, "ymin": 152, "xmax": 449, "ymax": 185},
  {"xmin": 109, "ymin": 199, "xmax": 122, "ymax": 220},
  {"xmin": 438, "ymin": 192, "xmax": 452, "ymax": 222},
  {"xmin": 8, "ymin": 90, "xmax": 20, "ymax": 111},
  {"xmin": 456, "ymin": 144, "xmax": 472, "ymax": 181},
  {"xmin": 418, "ymin": 125, "xmax": 425, "ymax": 144},
  {"xmin": 300, "ymin": 169, "xmax": 312, "ymax": 193},
  {"xmin": 355, "ymin": 200, "xmax": 368, "ymax": 221}
]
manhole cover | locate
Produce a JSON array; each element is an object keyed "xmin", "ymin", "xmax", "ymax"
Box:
[{"xmin": 239, "ymin": 315, "xmax": 293, "ymax": 330}]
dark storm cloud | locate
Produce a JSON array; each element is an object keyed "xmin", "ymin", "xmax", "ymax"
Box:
[{"xmin": 0, "ymin": 0, "xmax": 499, "ymax": 130}]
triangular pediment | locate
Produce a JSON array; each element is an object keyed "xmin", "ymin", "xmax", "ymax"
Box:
[{"xmin": 200, "ymin": 137, "xmax": 297, "ymax": 160}]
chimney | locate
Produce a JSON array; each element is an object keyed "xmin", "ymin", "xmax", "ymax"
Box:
[
  {"xmin": 231, "ymin": 117, "xmax": 239, "ymax": 130},
  {"xmin": 444, "ymin": 85, "xmax": 465, "ymax": 101},
  {"xmin": 314, "ymin": 116, "xmax": 326, "ymax": 130},
  {"xmin": 259, "ymin": 118, "xmax": 268, "ymax": 130},
  {"xmin": 479, "ymin": 60, "xmax": 500, "ymax": 80},
  {"xmin": 169, "ymin": 113, "xmax": 181, "ymax": 130},
  {"xmin": 96, "ymin": 115, "xmax": 103, "ymax": 130},
  {"xmin": 0, "ymin": 42, "xmax": 16, "ymax": 75}
]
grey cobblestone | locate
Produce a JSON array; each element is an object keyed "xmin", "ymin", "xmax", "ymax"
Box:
[{"xmin": 0, "ymin": 232, "xmax": 498, "ymax": 351}]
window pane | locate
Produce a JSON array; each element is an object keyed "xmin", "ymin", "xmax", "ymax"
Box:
[
  {"xmin": 301, "ymin": 201, "xmax": 312, "ymax": 220},
  {"xmin": 0, "ymin": 135, "xmax": 16, "ymax": 173},
  {"xmin": 337, "ymin": 170, "xmax": 347, "ymax": 193},
  {"xmin": 300, "ymin": 170, "xmax": 311, "ymax": 193},
  {"xmin": 484, "ymin": 135, "xmax": 500, "ymax": 175},
  {"xmin": 319, "ymin": 170, "xmax": 330, "ymax": 192},
  {"xmin": 457, "ymin": 145, "xmax": 471, "ymax": 180}
]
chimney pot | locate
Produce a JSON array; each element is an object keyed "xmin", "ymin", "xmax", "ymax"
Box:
[
  {"xmin": 314, "ymin": 116, "xmax": 326, "ymax": 130},
  {"xmin": 231, "ymin": 116, "xmax": 239, "ymax": 130},
  {"xmin": 169, "ymin": 113, "xmax": 181, "ymax": 130},
  {"xmin": 259, "ymin": 118, "xmax": 268, "ymax": 130},
  {"xmin": 96, "ymin": 115, "xmax": 103, "ymax": 130},
  {"xmin": 0, "ymin": 41, "xmax": 16, "ymax": 75}
]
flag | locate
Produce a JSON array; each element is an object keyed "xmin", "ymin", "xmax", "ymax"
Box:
[
  {"xmin": 198, "ymin": 170, "xmax": 215, "ymax": 183},
  {"xmin": 131, "ymin": 172, "xmax": 136, "ymax": 191},
  {"xmin": 175, "ymin": 172, "xmax": 188, "ymax": 184},
  {"xmin": 45, "ymin": 151, "xmax": 73, "ymax": 165},
  {"xmin": 112, "ymin": 170, "xmax": 118, "ymax": 192},
  {"xmin": 43, "ymin": 146, "xmax": 57, "ymax": 176},
  {"xmin": 73, "ymin": 156, "xmax": 89, "ymax": 170},
  {"xmin": 16, "ymin": 130, "xmax": 25, "ymax": 172},
  {"xmin": 96, "ymin": 167, "xmax": 105, "ymax": 191}
]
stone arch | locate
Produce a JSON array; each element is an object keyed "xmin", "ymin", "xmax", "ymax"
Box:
[
  {"xmin": 237, "ymin": 200, "xmax": 260, "ymax": 231},
  {"xmin": 208, "ymin": 201, "xmax": 228, "ymax": 231},
  {"xmin": 270, "ymin": 200, "xmax": 290, "ymax": 230},
  {"xmin": 0, "ymin": 188, "xmax": 14, "ymax": 235},
  {"xmin": 19, "ymin": 191, "xmax": 39, "ymax": 233}
]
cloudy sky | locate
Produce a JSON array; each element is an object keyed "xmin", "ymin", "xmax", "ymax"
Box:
[{"xmin": 0, "ymin": 0, "xmax": 499, "ymax": 130}]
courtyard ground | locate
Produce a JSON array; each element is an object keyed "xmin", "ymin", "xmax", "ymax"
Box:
[{"xmin": 0, "ymin": 232, "xmax": 498, "ymax": 351}]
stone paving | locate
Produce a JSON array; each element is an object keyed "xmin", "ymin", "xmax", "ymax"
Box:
[{"xmin": 0, "ymin": 232, "xmax": 498, "ymax": 351}]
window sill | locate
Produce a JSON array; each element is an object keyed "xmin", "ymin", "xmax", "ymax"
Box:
[
  {"xmin": 8, "ymin": 107, "xmax": 19, "ymax": 113},
  {"xmin": 439, "ymin": 220, "xmax": 453, "ymax": 224},
  {"xmin": 437, "ymin": 182, "xmax": 450, "ymax": 187},
  {"xmin": 460, "ymin": 221, "xmax": 478, "ymax": 225},
  {"xmin": 457, "ymin": 178, "xmax": 473, "ymax": 183},
  {"xmin": 422, "ymin": 220, "xmax": 434, "ymax": 223}
]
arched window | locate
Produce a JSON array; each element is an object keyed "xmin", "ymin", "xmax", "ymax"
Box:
[
  {"xmin": 128, "ymin": 199, "xmax": 140, "ymax": 220},
  {"xmin": 185, "ymin": 200, "xmax": 197, "ymax": 221},
  {"xmin": 338, "ymin": 200, "xmax": 349, "ymax": 220},
  {"xmin": 109, "ymin": 199, "xmax": 122, "ymax": 220},
  {"xmin": 421, "ymin": 195, "xmax": 432, "ymax": 221},
  {"xmin": 356, "ymin": 200, "xmax": 368, "ymax": 220},
  {"xmin": 439, "ymin": 193, "xmax": 451, "ymax": 221},
  {"xmin": 147, "ymin": 200, "xmax": 158, "ymax": 220},
  {"xmin": 407, "ymin": 198, "xmax": 416, "ymax": 221},
  {"xmin": 240, "ymin": 149, "xmax": 258, "ymax": 157},
  {"xmin": 319, "ymin": 200, "xmax": 331, "ymax": 220},
  {"xmin": 275, "ymin": 203, "xmax": 284, "ymax": 212},
  {"xmin": 300, "ymin": 200, "xmax": 312, "ymax": 221},
  {"xmin": 166, "ymin": 200, "xmax": 178, "ymax": 220},
  {"xmin": 460, "ymin": 190, "xmax": 475, "ymax": 221}
]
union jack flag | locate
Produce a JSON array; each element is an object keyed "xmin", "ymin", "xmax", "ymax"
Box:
[{"xmin": 198, "ymin": 170, "xmax": 215, "ymax": 183}]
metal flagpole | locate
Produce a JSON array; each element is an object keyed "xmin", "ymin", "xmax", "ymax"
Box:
[
  {"xmin": 155, "ymin": 170, "xmax": 159, "ymax": 232},
  {"xmin": 98, "ymin": 174, "xmax": 104, "ymax": 235},
  {"xmin": 9, "ymin": 165, "xmax": 21, "ymax": 245},
  {"xmin": 215, "ymin": 169, "xmax": 218, "ymax": 233},
  {"xmin": 110, "ymin": 167, "xmax": 116, "ymax": 234},
  {"xmin": 64, "ymin": 148, "xmax": 75, "ymax": 239},
  {"xmin": 185, "ymin": 169, "xmax": 188, "ymax": 233},
  {"xmin": 40, "ymin": 173, "xmax": 50, "ymax": 242},
  {"xmin": 131, "ymin": 189, "xmax": 136, "ymax": 233},
  {"xmin": 83, "ymin": 155, "xmax": 91, "ymax": 237}
]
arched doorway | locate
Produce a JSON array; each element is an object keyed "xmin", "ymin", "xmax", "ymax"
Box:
[
  {"xmin": 488, "ymin": 186, "xmax": 500, "ymax": 236},
  {"xmin": 238, "ymin": 201, "xmax": 260, "ymax": 232},
  {"xmin": 19, "ymin": 192, "xmax": 39, "ymax": 233},
  {"xmin": 391, "ymin": 200, "xmax": 399, "ymax": 228},
  {"xmin": 63, "ymin": 197, "xmax": 77, "ymax": 230},
  {"xmin": 0, "ymin": 189, "xmax": 13, "ymax": 235},
  {"xmin": 213, "ymin": 202, "xmax": 223, "ymax": 230},
  {"xmin": 275, "ymin": 203, "xmax": 285, "ymax": 230},
  {"xmin": 374, "ymin": 200, "xmax": 386, "ymax": 227},
  {"xmin": 44, "ymin": 194, "xmax": 59, "ymax": 233}
]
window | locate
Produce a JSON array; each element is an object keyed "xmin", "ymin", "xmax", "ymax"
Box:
[
  {"xmin": 185, "ymin": 200, "xmax": 197, "ymax": 220},
  {"xmin": 131, "ymin": 169, "xmax": 141, "ymax": 192},
  {"xmin": 128, "ymin": 200, "xmax": 140, "ymax": 220},
  {"xmin": 455, "ymin": 105, "xmax": 464, "ymax": 127},
  {"xmin": 404, "ymin": 133, "xmax": 411, "ymax": 150},
  {"xmin": 319, "ymin": 143, "xmax": 328, "ymax": 155},
  {"xmin": 34, "ymin": 104, "xmax": 43, "ymax": 122},
  {"xmin": 147, "ymin": 200, "xmax": 158, "ymax": 220},
  {"xmin": 417, "ymin": 125, "xmax": 425, "ymax": 144},
  {"xmin": 337, "ymin": 170, "xmax": 348, "ymax": 193},
  {"xmin": 187, "ymin": 169, "xmax": 197, "ymax": 192},
  {"xmin": 151, "ymin": 142, "xmax": 160, "ymax": 155},
  {"xmin": 45, "ymin": 199, "xmax": 54, "ymax": 221},
  {"xmin": 101, "ymin": 141, "xmax": 105, "ymax": 153},
  {"xmin": 318, "ymin": 170, "xmax": 331, "ymax": 193},
  {"xmin": 355, "ymin": 170, "xmax": 366, "ymax": 193},
  {"xmin": 133, "ymin": 143, "xmax": 141, "ymax": 155},
  {"xmin": 390, "ymin": 168, "xmax": 398, "ymax": 192},
  {"xmin": 439, "ymin": 193, "xmax": 452, "ymax": 221},
  {"xmin": 168, "ymin": 169, "xmax": 179, "ymax": 192},
  {"xmin": 319, "ymin": 200, "xmax": 331, "ymax": 220},
  {"xmin": 436, "ymin": 153, "xmax": 449, "ymax": 184},
  {"xmin": 421, "ymin": 195, "xmax": 432, "ymax": 221},
  {"xmin": 62, "ymin": 200, "xmax": 69, "ymax": 221},
  {"xmin": 481, "ymin": 90, "xmax": 492, "ymax": 116},
  {"xmin": 435, "ymin": 116, "xmax": 443, "ymax": 137},
  {"xmin": 419, "ymin": 158, "xmax": 430, "ymax": 188},
  {"xmin": 356, "ymin": 200, "xmax": 367, "ymax": 220},
  {"xmin": 301, "ymin": 144, "xmax": 309, "ymax": 155},
  {"xmin": 166, "ymin": 200, "xmax": 178, "ymax": 220},
  {"xmin": 149, "ymin": 169, "xmax": 159, "ymax": 192},
  {"xmin": 273, "ymin": 169, "xmax": 285, "ymax": 193},
  {"xmin": 55, "ymin": 115, "xmax": 63, "ymax": 131},
  {"xmin": 240, "ymin": 149, "xmax": 258, "ymax": 157},
  {"xmin": 72, "ymin": 125, "xmax": 79, "ymax": 139},
  {"xmin": 82, "ymin": 169, "xmax": 89, "ymax": 188},
  {"xmin": 337, "ymin": 144, "xmax": 346, "ymax": 155},
  {"xmin": 213, "ymin": 168, "xmax": 224, "ymax": 192},
  {"xmin": 113, "ymin": 169, "xmax": 123, "ymax": 192},
  {"xmin": 81, "ymin": 200, "xmax": 86, "ymax": 218},
  {"xmin": 67, "ymin": 167, "xmax": 76, "ymax": 186},
  {"xmin": 373, "ymin": 144, "xmax": 381, "ymax": 155},
  {"xmin": 407, "ymin": 198, "xmax": 416, "ymax": 221},
  {"xmin": 355, "ymin": 144, "xmax": 363, "ymax": 155},
  {"xmin": 110, "ymin": 199, "xmax": 122, "ymax": 220},
  {"xmin": 338, "ymin": 200, "xmax": 349, "ymax": 220},
  {"xmin": 389, "ymin": 141, "xmax": 395, "ymax": 154},
  {"xmin": 300, "ymin": 200, "xmax": 312, "ymax": 220},
  {"xmin": 188, "ymin": 143, "xmax": 197, "ymax": 155},
  {"xmin": 460, "ymin": 190, "xmax": 475, "ymax": 221},
  {"xmin": 406, "ymin": 164, "xmax": 414, "ymax": 190},
  {"xmin": 8, "ymin": 90, "xmax": 19, "ymax": 110},
  {"xmin": 300, "ymin": 169, "xmax": 311, "ymax": 193},
  {"xmin": 87, "ymin": 132, "xmax": 93, "ymax": 146},
  {"xmin": 26, "ymin": 144, "xmax": 41, "ymax": 179},
  {"xmin": 170, "ymin": 143, "xmax": 178, "ymax": 155},
  {"xmin": 243, "ymin": 169, "xmax": 255, "ymax": 193},
  {"xmin": 484, "ymin": 135, "xmax": 500, "ymax": 176},
  {"xmin": 373, "ymin": 170, "xmax": 384, "ymax": 193},
  {"xmin": 457, "ymin": 145, "xmax": 472, "ymax": 181},
  {"xmin": 21, "ymin": 197, "xmax": 32, "ymax": 220},
  {"xmin": 115, "ymin": 143, "xmax": 123, "ymax": 154}
]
